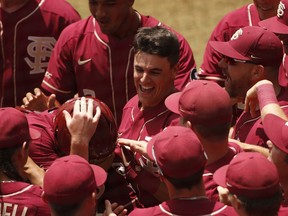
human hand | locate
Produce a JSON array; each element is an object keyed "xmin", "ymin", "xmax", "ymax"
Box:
[
  {"xmin": 244, "ymin": 80, "xmax": 273, "ymax": 118},
  {"xmin": 64, "ymin": 97, "xmax": 101, "ymax": 160},
  {"xmin": 103, "ymin": 200, "xmax": 127, "ymax": 216},
  {"xmin": 117, "ymin": 138, "xmax": 149, "ymax": 158},
  {"xmin": 22, "ymin": 88, "xmax": 59, "ymax": 111}
]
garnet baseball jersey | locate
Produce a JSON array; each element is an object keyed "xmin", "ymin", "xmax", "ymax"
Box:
[
  {"xmin": 0, "ymin": 181, "xmax": 50, "ymax": 216},
  {"xmin": 0, "ymin": 0, "xmax": 80, "ymax": 107},
  {"xmin": 198, "ymin": 3, "xmax": 261, "ymax": 85},
  {"xmin": 232, "ymin": 87, "xmax": 288, "ymax": 147},
  {"xmin": 128, "ymin": 198, "xmax": 237, "ymax": 216},
  {"xmin": 203, "ymin": 142, "xmax": 242, "ymax": 201},
  {"xmin": 110, "ymin": 95, "xmax": 180, "ymax": 207},
  {"xmin": 25, "ymin": 109, "xmax": 61, "ymax": 170},
  {"xmin": 41, "ymin": 13, "xmax": 196, "ymax": 126}
]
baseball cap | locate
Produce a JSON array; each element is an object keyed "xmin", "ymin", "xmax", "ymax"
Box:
[
  {"xmin": 259, "ymin": 0, "xmax": 288, "ymax": 34},
  {"xmin": 165, "ymin": 80, "xmax": 232, "ymax": 125},
  {"xmin": 0, "ymin": 107, "xmax": 40, "ymax": 148},
  {"xmin": 146, "ymin": 126, "xmax": 207, "ymax": 179},
  {"xmin": 43, "ymin": 155, "xmax": 107, "ymax": 205},
  {"xmin": 209, "ymin": 26, "xmax": 283, "ymax": 67},
  {"xmin": 214, "ymin": 152, "xmax": 280, "ymax": 199},
  {"xmin": 263, "ymin": 114, "xmax": 288, "ymax": 154}
]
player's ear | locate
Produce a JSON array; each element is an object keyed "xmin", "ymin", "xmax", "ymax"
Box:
[{"xmin": 251, "ymin": 64, "xmax": 265, "ymax": 81}]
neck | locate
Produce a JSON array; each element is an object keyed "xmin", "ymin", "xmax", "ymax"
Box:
[
  {"xmin": 199, "ymin": 138, "xmax": 229, "ymax": 165},
  {"xmin": 168, "ymin": 181, "xmax": 207, "ymax": 200},
  {"xmin": 114, "ymin": 10, "xmax": 140, "ymax": 39},
  {"xmin": 1, "ymin": 0, "xmax": 30, "ymax": 12}
]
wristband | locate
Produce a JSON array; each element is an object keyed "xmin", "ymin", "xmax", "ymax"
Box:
[{"xmin": 257, "ymin": 83, "xmax": 278, "ymax": 110}]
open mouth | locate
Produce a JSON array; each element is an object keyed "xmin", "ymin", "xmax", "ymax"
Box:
[{"xmin": 140, "ymin": 85, "xmax": 154, "ymax": 93}]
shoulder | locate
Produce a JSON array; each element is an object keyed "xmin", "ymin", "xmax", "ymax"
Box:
[{"xmin": 40, "ymin": 0, "xmax": 80, "ymax": 21}]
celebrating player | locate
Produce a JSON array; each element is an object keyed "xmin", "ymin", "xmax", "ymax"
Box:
[
  {"xmin": 0, "ymin": 0, "xmax": 80, "ymax": 107},
  {"xmin": 198, "ymin": 0, "xmax": 280, "ymax": 86},
  {"xmin": 22, "ymin": 0, "xmax": 196, "ymax": 126},
  {"xmin": 0, "ymin": 108, "xmax": 50, "ymax": 215}
]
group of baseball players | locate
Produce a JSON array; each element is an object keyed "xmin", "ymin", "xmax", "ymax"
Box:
[{"xmin": 1, "ymin": 0, "xmax": 288, "ymax": 215}]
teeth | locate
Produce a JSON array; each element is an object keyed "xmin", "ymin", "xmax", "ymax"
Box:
[{"xmin": 141, "ymin": 86, "xmax": 153, "ymax": 90}]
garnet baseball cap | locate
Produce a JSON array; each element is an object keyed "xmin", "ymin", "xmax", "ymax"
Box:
[
  {"xmin": 165, "ymin": 80, "xmax": 232, "ymax": 125},
  {"xmin": 146, "ymin": 126, "xmax": 207, "ymax": 179},
  {"xmin": 259, "ymin": 0, "xmax": 288, "ymax": 34},
  {"xmin": 43, "ymin": 155, "xmax": 107, "ymax": 205},
  {"xmin": 263, "ymin": 114, "xmax": 288, "ymax": 154},
  {"xmin": 0, "ymin": 107, "xmax": 40, "ymax": 148},
  {"xmin": 209, "ymin": 26, "xmax": 283, "ymax": 67},
  {"xmin": 214, "ymin": 152, "xmax": 280, "ymax": 199}
]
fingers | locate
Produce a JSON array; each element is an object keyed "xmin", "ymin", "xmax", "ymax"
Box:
[
  {"xmin": 62, "ymin": 110, "xmax": 72, "ymax": 125},
  {"xmin": 93, "ymin": 106, "xmax": 101, "ymax": 123},
  {"xmin": 47, "ymin": 94, "xmax": 57, "ymax": 108},
  {"xmin": 34, "ymin": 88, "xmax": 43, "ymax": 97}
]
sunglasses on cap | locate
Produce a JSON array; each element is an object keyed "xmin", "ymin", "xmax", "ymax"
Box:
[{"xmin": 223, "ymin": 56, "xmax": 257, "ymax": 65}]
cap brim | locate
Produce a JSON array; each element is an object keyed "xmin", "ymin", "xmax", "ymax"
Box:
[
  {"xmin": 29, "ymin": 128, "xmax": 41, "ymax": 140},
  {"xmin": 213, "ymin": 165, "xmax": 229, "ymax": 188},
  {"xmin": 146, "ymin": 137, "xmax": 157, "ymax": 162},
  {"xmin": 91, "ymin": 165, "xmax": 107, "ymax": 187},
  {"xmin": 165, "ymin": 92, "xmax": 182, "ymax": 114},
  {"xmin": 209, "ymin": 41, "xmax": 250, "ymax": 61},
  {"xmin": 259, "ymin": 17, "xmax": 288, "ymax": 35},
  {"xmin": 263, "ymin": 114, "xmax": 288, "ymax": 154}
]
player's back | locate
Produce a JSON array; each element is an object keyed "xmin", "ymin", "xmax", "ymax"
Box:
[{"xmin": 0, "ymin": 181, "xmax": 50, "ymax": 216}]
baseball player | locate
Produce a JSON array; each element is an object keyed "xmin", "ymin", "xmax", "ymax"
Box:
[
  {"xmin": 0, "ymin": 0, "xmax": 80, "ymax": 107},
  {"xmin": 165, "ymin": 80, "xmax": 242, "ymax": 201},
  {"xmin": 42, "ymin": 155, "xmax": 113, "ymax": 216},
  {"xmin": 214, "ymin": 152, "xmax": 282, "ymax": 216},
  {"xmin": 209, "ymin": 26, "xmax": 288, "ymax": 148},
  {"xmin": 22, "ymin": 0, "xmax": 196, "ymax": 126},
  {"xmin": 107, "ymin": 26, "xmax": 180, "ymax": 210},
  {"xmin": 125, "ymin": 126, "xmax": 237, "ymax": 216},
  {"xmin": 244, "ymin": 80, "xmax": 288, "ymax": 214},
  {"xmin": 25, "ymin": 96, "xmax": 136, "ymax": 213},
  {"xmin": 259, "ymin": 0, "xmax": 288, "ymax": 87},
  {"xmin": 198, "ymin": 0, "xmax": 280, "ymax": 86},
  {"xmin": 0, "ymin": 107, "xmax": 50, "ymax": 216},
  {"xmin": 26, "ymin": 96, "xmax": 117, "ymax": 170}
]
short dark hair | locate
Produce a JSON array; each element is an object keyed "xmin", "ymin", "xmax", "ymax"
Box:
[
  {"xmin": 237, "ymin": 189, "xmax": 282, "ymax": 216},
  {"xmin": 133, "ymin": 26, "xmax": 180, "ymax": 67},
  {"xmin": 49, "ymin": 201, "xmax": 83, "ymax": 216},
  {"xmin": 164, "ymin": 167, "xmax": 204, "ymax": 190}
]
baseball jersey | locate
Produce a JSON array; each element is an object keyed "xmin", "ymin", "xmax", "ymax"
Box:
[
  {"xmin": 109, "ymin": 95, "xmax": 180, "ymax": 208},
  {"xmin": 41, "ymin": 13, "xmax": 196, "ymax": 126},
  {"xmin": 128, "ymin": 198, "xmax": 237, "ymax": 216},
  {"xmin": 232, "ymin": 87, "xmax": 288, "ymax": 147},
  {"xmin": 25, "ymin": 108, "xmax": 65, "ymax": 170},
  {"xmin": 0, "ymin": 181, "xmax": 50, "ymax": 216},
  {"xmin": 203, "ymin": 142, "xmax": 242, "ymax": 201},
  {"xmin": 0, "ymin": 0, "xmax": 80, "ymax": 107},
  {"xmin": 198, "ymin": 3, "xmax": 260, "ymax": 85}
]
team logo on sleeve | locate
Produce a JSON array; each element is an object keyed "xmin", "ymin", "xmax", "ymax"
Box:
[
  {"xmin": 230, "ymin": 28, "xmax": 243, "ymax": 41},
  {"xmin": 25, "ymin": 36, "xmax": 56, "ymax": 74}
]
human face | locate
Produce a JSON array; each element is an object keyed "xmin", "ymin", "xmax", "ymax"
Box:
[
  {"xmin": 134, "ymin": 52, "xmax": 177, "ymax": 110},
  {"xmin": 253, "ymin": 0, "xmax": 280, "ymax": 20},
  {"xmin": 89, "ymin": 0, "xmax": 134, "ymax": 37},
  {"xmin": 218, "ymin": 57, "xmax": 258, "ymax": 102}
]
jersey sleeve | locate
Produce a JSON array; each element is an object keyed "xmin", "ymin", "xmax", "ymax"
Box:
[{"xmin": 41, "ymin": 26, "xmax": 77, "ymax": 104}]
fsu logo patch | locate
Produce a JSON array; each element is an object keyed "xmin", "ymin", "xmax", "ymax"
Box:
[
  {"xmin": 230, "ymin": 28, "xmax": 243, "ymax": 41},
  {"xmin": 25, "ymin": 36, "xmax": 56, "ymax": 74}
]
